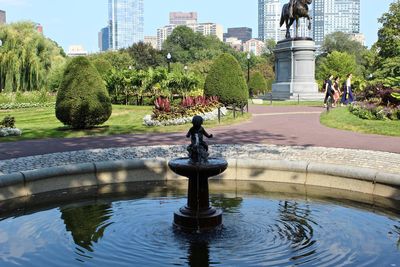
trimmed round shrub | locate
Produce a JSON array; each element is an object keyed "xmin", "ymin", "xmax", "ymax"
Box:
[
  {"xmin": 56, "ymin": 56, "xmax": 112, "ymax": 129},
  {"xmin": 204, "ymin": 53, "xmax": 248, "ymax": 106},
  {"xmin": 248, "ymin": 71, "xmax": 267, "ymax": 96}
]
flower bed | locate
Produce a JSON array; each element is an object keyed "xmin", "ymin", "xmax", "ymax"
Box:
[
  {"xmin": 143, "ymin": 96, "xmax": 227, "ymax": 126},
  {"xmin": 143, "ymin": 107, "xmax": 228, "ymax": 126},
  {"xmin": 349, "ymin": 84, "xmax": 400, "ymax": 120}
]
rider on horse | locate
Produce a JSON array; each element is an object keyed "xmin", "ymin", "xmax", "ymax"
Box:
[{"xmin": 289, "ymin": 0, "xmax": 298, "ymax": 19}]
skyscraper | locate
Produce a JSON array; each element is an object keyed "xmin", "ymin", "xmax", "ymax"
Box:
[
  {"xmin": 258, "ymin": 0, "xmax": 281, "ymax": 42},
  {"xmin": 108, "ymin": 0, "xmax": 144, "ymax": 50},
  {"xmin": 313, "ymin": 0, "xmax": 360, "ymax": 46},
  {"xmin": 0, "ymin": 10, "xmax": 6, "ymax": 25},
  {"xmin": 98, "ymin": 27, "xmax": 110, "ymax": 52}
]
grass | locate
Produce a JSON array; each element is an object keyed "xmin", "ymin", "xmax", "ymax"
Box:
[
  {"xmin": 320, "ymin": 107, "xmax": 400, "ymax": 137},
  {"xmin": 0, "ymin": 105, "xmax": 251, "ymax": 142}
]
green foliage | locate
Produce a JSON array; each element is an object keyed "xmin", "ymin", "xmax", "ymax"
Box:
[
  {"xmin": 125, "ymin": 41, "xmax": 164, "ymax": 70},
  {"xmin": 88, "ymin": 50, "xmax": 134, "ymax": 70},
  {"xmin": 0, "ymin": 91, "xmax": 55, "ymax": 105},
  {"xmin": 373, "ymin": 56, "xmax": 400, "ymax": 87},
  {"xmin": 0, "ymin": 21, "xmax": 66, "ymax": 92},
  {"xmin": 376, "ymin": 1, "xmax": 400, "ymax": 59},
  {"xmin": 321, "ymin": 32, "xmax": 366, "ymax": 60},
  {"xmin": 204, "ymin": 53, "xmax": 249, "ymax": 106},
  {"xmin": 91, "ymin": 58, "xmax": 113, "ymax": 78},
  {"xmin": 0, "ymin": 115, "xmax": 15, "ymax": 128},
  {"xmin": 162, "ymin": 26, "xmax": 236, "ymax": 64},
  {"xmin": 248, "ymin": 71, "xmax": 267, "ymax": 96},
  {"xmin": 316, "ymin": 51, "xmax": 360, "ymax": 89},
  {"xmin": 56, "ymin": 57, "xmax": 112, "ymax": 129}
]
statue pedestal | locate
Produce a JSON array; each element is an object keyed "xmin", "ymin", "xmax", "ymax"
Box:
[{"xmin": 272, "ymin": 38, "xmax": 324, "ymax": 100}]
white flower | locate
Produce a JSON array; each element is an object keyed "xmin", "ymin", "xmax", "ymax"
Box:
[{"xmin": 0, "ymin": 127, "xmax": 22, "ymax": 137}]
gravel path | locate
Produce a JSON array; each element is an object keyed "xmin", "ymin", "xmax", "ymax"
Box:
[{"xmin": 1, "ymin": 144, "xmax": 399, "ymax": 175}]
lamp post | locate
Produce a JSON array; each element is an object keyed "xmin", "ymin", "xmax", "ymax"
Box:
[
  {"xmin": 167, "ymin": 53, "xmax": 172, "ymax": 73},
  {"xmin": 184, "ymin": 65, "xmax": 188, "ymax": 74},
  {"xmin": 246, "ymin": 53, "xmax": 251, "ymax": 83}
]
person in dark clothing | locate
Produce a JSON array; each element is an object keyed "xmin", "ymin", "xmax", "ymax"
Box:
[{"xmin": 323, "ymin": 74, "xmax": 334, "ymax": 107}]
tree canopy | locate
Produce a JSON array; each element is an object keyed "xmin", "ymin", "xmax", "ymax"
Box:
[
  {"xmin": 0, "ymin": 21, "xmax": 66, "ymax": 92},
  {"xmin": 162, "ymin": 26, "xmax": 235, "ymax": 64},
  {"xmin": 376, "ymin": 0, "xmax": 400, "ymax": 59}
]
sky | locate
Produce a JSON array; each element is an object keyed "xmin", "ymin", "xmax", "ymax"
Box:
[{"xmin": 0, "ymin": 0, "xmax": 396, "ymax": 53}]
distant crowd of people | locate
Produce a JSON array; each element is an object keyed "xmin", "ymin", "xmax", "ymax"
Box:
[{"xmin": 323, "ymin": 73, "xmax": 354, "ymax": 108}]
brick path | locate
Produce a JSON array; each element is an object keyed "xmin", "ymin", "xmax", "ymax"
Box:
[{"xmin": 0, "ymin": 105, "xmax": 399, "ymax": 161}]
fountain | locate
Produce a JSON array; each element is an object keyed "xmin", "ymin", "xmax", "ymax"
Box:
[{"xmin": 168, "ymin": 115, "xmax": 228, "ymax": 230}]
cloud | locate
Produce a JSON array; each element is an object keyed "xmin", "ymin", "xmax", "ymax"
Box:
[{"xmin": 0, "ymin": 0, "xmax": 28, "ymax": 7}]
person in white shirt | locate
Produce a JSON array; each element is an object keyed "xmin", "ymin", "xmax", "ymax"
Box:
[{"xmin": 341, "ymin": 73, "xmax": 354, "ymax": 105}]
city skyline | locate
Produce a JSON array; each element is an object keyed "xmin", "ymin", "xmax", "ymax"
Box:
[{"xmin": 0, "ymin": 0, "xmax": 395, "ymax": 52}]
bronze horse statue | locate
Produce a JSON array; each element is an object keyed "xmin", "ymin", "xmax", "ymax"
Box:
[{"xmin": 280, "ymin": 0, "xmax": 313, "ymax": 39}]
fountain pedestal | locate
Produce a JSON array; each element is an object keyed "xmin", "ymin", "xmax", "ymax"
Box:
[{"xmin": 169, "ymin": 158, "xmax": 228, "ymax": 230}]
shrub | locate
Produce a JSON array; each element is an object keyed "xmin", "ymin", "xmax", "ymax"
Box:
[
  {"xmin": 204, "ymin": 53, "xmax": 249, "ymax": 106},
  {"xmin": 56, "ymin": 56, "xmax": 112, "ymax": 129},
  {"xmin": 0, "ymin": 115, "xmax": 15, "ymax": 128},
  {"xmin": 248, "ymin": 71, "xmax": 267, "ymax": 96}
]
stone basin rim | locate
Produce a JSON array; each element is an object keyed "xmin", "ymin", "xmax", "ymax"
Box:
[{"xmin": 0, "ymin": 158, "xmax": 399, "ymax": 202}]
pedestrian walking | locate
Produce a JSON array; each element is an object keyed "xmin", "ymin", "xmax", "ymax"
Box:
[
  {"xmin": 341, "ymin": 73, "xmax": 354, "ymax": 105},
  {"xmin": 323, "ymin": 74, "xmax": 334, "ymax": 108},
  {"xmin": 333, "ymin": 76, "xmax": 341, "ymax": 107}
]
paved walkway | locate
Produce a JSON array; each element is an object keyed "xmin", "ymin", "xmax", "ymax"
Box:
[
  {"xmin": 1, "ymin": 105, "xmax": 400, "ymax": 175},
  {"xmin": 1, "ymin": 105, "xmax": 399, "ymax": 161}
]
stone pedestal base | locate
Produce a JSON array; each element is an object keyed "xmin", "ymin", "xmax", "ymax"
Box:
[
  {"xmin": 174, "ymin": 207, "xmax": 222, "ymax": 230},
  {"xmin": 272, "ymin": 38, "xmax": 321, "ymax": 100}
]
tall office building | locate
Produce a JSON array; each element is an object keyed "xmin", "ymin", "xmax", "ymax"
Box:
[
  {"xmin": 98, "ymin": 27, "xmax": 110, "ymax": 51},
  {"xmin": 258, "ymin": 0, "xmax": 281, "ymax": 42},
  {"xmin": 313, "ymin": 0, "xmax": 360, "ymax": 46},
  {"xmin": 108, "ymin": 0, "xmax": 144, "ymax": 50},
  {"xmin": 169, "ymin": 12, "xmax": 198, "ymax": 25},
  {"xmin": 224, "ymin": 27, "xmax": 252, "ymax": 43},
  {"xmin": 0, "ymin": 10, "xmax": 6, "ymax": 24}
]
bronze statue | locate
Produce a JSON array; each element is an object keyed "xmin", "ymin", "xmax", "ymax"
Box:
[
  {"xmin": 186, "ymin": 115, "xmax": 213, "ymax": 164},
  {"xmin": 281, "ymin": 0, "xmax": 313, "ymax": 39}
]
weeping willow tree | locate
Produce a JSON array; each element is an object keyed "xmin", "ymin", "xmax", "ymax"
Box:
[{"xmin": 0, "ymin": 21, "xmax": 65, "ymax": 92}]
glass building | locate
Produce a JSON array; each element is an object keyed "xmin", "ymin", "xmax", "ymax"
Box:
[
  {"xmin": 313, "ymin": 0, "xmax": 360, "ymax": 46},
  {"xmin": 108, "ymin": 0, "xmax": 144, "ymax": 50},
  {"xmin": 258, "ymin": 0, "xmax": 282, "ymax": 42}
]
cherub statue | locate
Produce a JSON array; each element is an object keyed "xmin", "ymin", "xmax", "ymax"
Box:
[{"xmin": 186, "ymin": 115, "xmax": 213, "ymax": 164}]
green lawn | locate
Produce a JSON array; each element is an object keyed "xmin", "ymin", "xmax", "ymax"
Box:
[
  {"xmin": 320, "ymin": 107, "xmax": 400, "ymax": 136},
  {"xmin": 0, "ymin": 105, "xmax": 251, "ymax": 142}
]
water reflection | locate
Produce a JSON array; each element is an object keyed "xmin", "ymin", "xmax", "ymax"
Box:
[
  {"xmin": 211, "ymin": 196, "xmax": 243, "ymax": 213},
  {"xmin": 188, "ymin": 241, "xmax": 210, "ymax": 267},
  {"xmin": 60, "ymin": 203, "xmax": 113, "ymax": 253},
  {"xmin": 277, "ymin": 201, "xmax": 317, "ymax": 263}
]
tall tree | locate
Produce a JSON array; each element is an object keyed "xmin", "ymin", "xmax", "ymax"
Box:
[
  {"xmin": 125, "ymin": 41, "xmax": 164, "ymax": 70},
  {"xmin": 316, "ymin": 51, "xmax": 359, "ymax": 83},
  {"xmin": 0, "ymin": 21, "xmax": 66, "ymax": 92},
  {"xmin": 376, "ymin": 0, "xmax": 400, "ymax": 59}
]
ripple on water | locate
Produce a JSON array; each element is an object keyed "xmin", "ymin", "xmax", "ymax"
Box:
[{"xmin": 0, "ymin": 196, "xmax": 399, "ymax": 266}]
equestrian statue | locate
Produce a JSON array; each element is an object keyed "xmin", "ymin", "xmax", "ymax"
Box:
[{"xmin": 280, "ymin": 0, "xmax": 313, "ymax": 39}]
